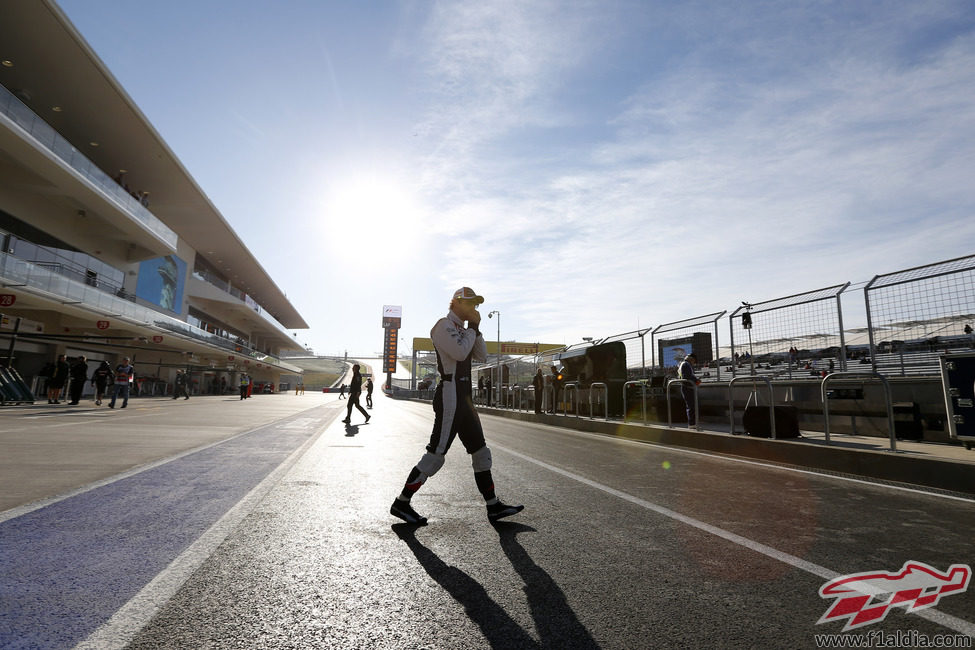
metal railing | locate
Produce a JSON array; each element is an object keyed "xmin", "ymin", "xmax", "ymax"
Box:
[
  {"xmin": 511, "ymin": 385, "xmax": 523, "ymax": 411},
  {"xmin": 398, "ymin": 369, "xmax": 929, "ymax": 452},
  {"xmin": 589, "ymin": 382, "xmax": 609, "ymax": 420},
  {"xmin": 562, "ymin": 382, "xmax": 579, "ymax": 417},
  {"xmin": 0, "ymin": 252, "xmax": 301, "ymax": 374},
  {"xmin": 821, "ymin": 372, "xmax": 897, "ymax": 451},
  {"xmin": 0, "ymin": 83, "xmax": 177, "ymax": 250}
]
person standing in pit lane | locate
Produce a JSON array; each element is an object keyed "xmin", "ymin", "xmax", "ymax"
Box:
[
  {"xmin": 47, "ymin": 354, "xmax": 69, "ymax": 404},
  {"xmin": 391, "ymin": 287, "xmax": 524, "ymax": 525},
  {"xmin": 109, "ymin": 357, "xmax": 134, "ymax": 409},
  {"xmin": 173, "ymin": 369, "xmax": 189, "ymax": 400},
  {"xmin": 677, "ymin": 352, "xmax": 701, "ymax": 427},
  {"xmin": 548, "ymin": 365, "xmax": 564, "ymax": 414},
  {"xmin": 91, "ymin": 360, "xmax": 113, "ymax": 406},
  {"xmin": 366, "ymin": 377, "xmax": 374, "ymax": 408},
  {"xmin": 67, "ymin": 356, "xmax": 88, "ymax": 405},
  {"xmin": 342, "ymin": 364, "xmax": 370, "ymax": 424},
  {"xmin": 532, "ymin": 368, "xmax": 545, "ymax": 414}
]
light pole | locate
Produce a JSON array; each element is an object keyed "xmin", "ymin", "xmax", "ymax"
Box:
[{"xmin": 488, "ymin": 310, "xmax": 500, "ymax": 406}]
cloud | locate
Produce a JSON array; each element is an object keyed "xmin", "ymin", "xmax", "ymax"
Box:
[{"xmin": 407, "ymin": 1, "xmax": 975, "ymax": 346}]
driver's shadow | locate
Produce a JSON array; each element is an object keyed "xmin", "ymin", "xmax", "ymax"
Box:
[
  {"xmin": 393, "ymin": 524, "xmax": 538, "ymax": 648},
  {"xmin": 492, "ymin": 521, "xmax": 599, "ymax": 648},
  {"xmin": 344, "ymin": 423, "xmax": 359, "ymax": 437},
  {"xmin": 393, "ymin": 522, "xmax": 600, "ymax": 649}
]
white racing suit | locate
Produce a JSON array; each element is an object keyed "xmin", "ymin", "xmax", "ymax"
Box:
[{"xmin": 399, "ymin": 310, "xmax": 497, "ymax": 502}]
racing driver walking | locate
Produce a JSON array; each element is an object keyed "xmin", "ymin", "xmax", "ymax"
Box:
[{"xmin": 391, "ymin": 287, "xmax": 524, "ymax": 525}]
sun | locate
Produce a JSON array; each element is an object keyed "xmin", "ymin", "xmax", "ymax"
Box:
[{"xmin": 318, "ymin": 175, "xmax": 426, "ymax": 257}]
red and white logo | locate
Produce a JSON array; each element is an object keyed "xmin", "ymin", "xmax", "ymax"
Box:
[{"xmin": 818, "ymin": 561, "xmax": 971, "ymax": 631}]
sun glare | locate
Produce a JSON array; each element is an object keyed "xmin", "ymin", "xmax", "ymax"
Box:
[{"xmin": 319, "ymin": 177, "xmax": 426, "ymax": 258}]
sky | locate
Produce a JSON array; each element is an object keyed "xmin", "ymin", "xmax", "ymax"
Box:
[{"xmin": 59, "ymin": 0, "xmax": 975, "ymax": 358}]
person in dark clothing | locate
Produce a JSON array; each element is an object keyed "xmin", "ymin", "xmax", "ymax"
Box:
[
  {"xmin": 342, "ymin": 365, "xmax": 370, "ymax": 424},
  {"xmin": 173, "ymin": 369, "xmax": 189, "ymax": 400},
  {"xmin": 677, "ymin": 352, "xmax": 701, "ymax": 427},
  {"xmin": 91, "ymin": 361, "xmax": 113, "ymax": 406},
  {"xmin": 366, "ymin": 377, "xmax": 374, "ymax": 408},
  {"xmin": 532, "ymin": 368, "xmax": 545, "ymax": 414},
  {"xmin": 339, "ymin": 384, "xmax": 346, "ymax": 399},
  {"xmin": 548, "ymin": 365, "xmax": 564, "ymax": 413},
  {"xmin": 67, "ymin": 356, "xmax": 88, "ymax": 405},
  {"xmin": 47, "ymin": 354, "xmax": 69, "ymax": 404},
  {"xmin": 391, "ymin": 287, "xmax": 523, "ymax": 525}
]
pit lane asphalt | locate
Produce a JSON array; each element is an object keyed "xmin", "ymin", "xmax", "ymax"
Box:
[{"xmin": 2, "ymin": 393, "xmax": 974, "ymax": 649}]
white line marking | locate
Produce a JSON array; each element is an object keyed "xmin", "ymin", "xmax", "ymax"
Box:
[
  {"xmin": 489, "ymin": 416, "xmax": 975, "ymax": 505},
  {"xmin": 493, "ymin": 443, "xmax": 975, "ymax": 638},
  {"xmin": 73, "ymin": 415, "xmax": 330, "ymax": 650}
]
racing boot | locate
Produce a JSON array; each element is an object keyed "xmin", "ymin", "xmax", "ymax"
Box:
[
  {"xmin": 487, "ymin": 500, "xmax": 524, "ymax": 522},
  {"xmin": 390, "ymin": 498, "xmax": 427, "ymax": 525}
]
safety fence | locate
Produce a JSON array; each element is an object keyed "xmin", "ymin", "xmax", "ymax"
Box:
[
  {"xmin": 385, "ymin": 253, "xmax": 975, "ymax": 448},
  {"xmin": 454, "ymin": 252, "xmax": 975, "ymax": 387},
  {"xmin": 865, "ymin": 255, "xmax": 975, "ymax": 375}
]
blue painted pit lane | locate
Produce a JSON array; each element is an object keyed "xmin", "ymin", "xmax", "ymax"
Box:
[{"xmin": 0, "ymin": 408, "xmax": 333, "ymax": 650}]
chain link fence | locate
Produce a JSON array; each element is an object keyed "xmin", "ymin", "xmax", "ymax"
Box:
[
  {"xmin": 392, "ymin": 253, "xmax": 975, "ymax": 405},
  {"xmin": 728, "ymin": 284, "xmax": 850, "ymax": 381},
  {"xmin": 865, "ymin": 254, "xmax": 975, "ymax": 376}
]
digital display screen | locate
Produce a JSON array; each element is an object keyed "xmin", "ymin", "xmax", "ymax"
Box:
[{"xmin": 136, "ymin": 254, "xmax": 187, "ymax": 313}]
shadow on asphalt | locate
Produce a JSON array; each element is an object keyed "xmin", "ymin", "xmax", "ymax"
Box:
[
  {"xmin": 393, "ymin": 524, "xmax": 539, "ymax": 648},
  {"xmin": 393, "ymin": 522, "xmax": 600, "ymax": 649},
  {"xmin": 492, "ymin": 521, "xmax": 600, "ymax": 649},
  {"xmin": 344, "ymin": 423, "xmax": 360, "ymax": 437}
]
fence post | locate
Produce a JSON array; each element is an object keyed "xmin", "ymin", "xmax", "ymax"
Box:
[{"xmin": 590, "ymin": 382, "xmax": 608, "ymax": 420}]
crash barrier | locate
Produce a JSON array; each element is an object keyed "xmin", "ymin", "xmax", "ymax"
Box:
[
  {"xmin": 458, "ymin": 374, "xmax": 904, "ymax": 447},
  {"xmin": 562, "ymin": 382, "xmax": 580, "ymax": 418},
  {"xmin": 511, "ymin": 385, "xmax": 523, "ymax": 411},
  {"xmin": 728, "ymin": 376, "xmax": 776, "ymax": 438},
  {"xmin": 623, "ymin": 380, "xmax": 647, "ymax": 424},
  {"xmin": 821, "ymin": 372, "xmax": 896, "ymax": 451},
  {"xmin": 589, "ymin": 382, "xmax": 609, "ymax": 421},
  {"xmin": 666, "ymin": 379, "xmax": 700, "ymax": 431}
]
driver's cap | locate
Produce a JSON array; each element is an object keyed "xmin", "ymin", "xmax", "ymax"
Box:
[{"xmin": 453, "ymin": 287, "xmax": 484, "ymax": 305}]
